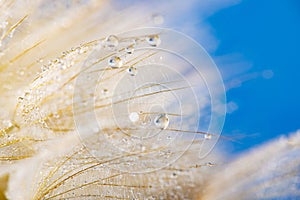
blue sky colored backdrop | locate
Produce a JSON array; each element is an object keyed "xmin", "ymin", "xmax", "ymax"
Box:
[{"xmin": 207, "ymin": 0, "xmax": 300, "ymax": 152}]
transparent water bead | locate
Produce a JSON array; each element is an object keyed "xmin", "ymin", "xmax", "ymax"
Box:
[
  {"xmin": 108, "ymin": 56, "xmax": 123, "ymax": 68},
  {"xmin": 125, "ymin": 45, "xmax": 134, "ymax": 54},
  {"xmin": 146, "ymin": 34, "xmax": 161, "ymax": 47},
  {"xmin": 154, "ymin": 113, "xmax": 169, "ymax": 129},
  {"xmin": 127, "ymin": 66, "xmax": 137, "ymax": 76},
  {"xmin": 102, "ymin": 88, "xmax": 108, "ymax": 95},
  {"xmin": 104, "ymin": 35, "xmax": 119, "ymax": 49},
  {"xmin": 129, "ymin": 112, "xmax": 139, "ymax": 122},
  {"xmin": 204, "ymin": 133, "xmax": 212, "ymax": 140}
]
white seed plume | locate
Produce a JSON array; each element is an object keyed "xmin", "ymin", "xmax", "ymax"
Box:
[{"xmin": 1, "ymin": 0, "xmax": 299, "ymax": 200}]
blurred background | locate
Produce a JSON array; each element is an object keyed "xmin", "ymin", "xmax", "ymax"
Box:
[{"xmin": 196, "ymin": 0, "xmax": 300, "ymax": 153}]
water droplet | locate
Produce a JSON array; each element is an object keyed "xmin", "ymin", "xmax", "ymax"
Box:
[
  {"xmin": 170, "ymin": 172, "xmax": 177, "ymax": 179},
  {"xmin": 53, "ymin": 113, "xmax": 60, "ymax": 119},
  {"xmin": 154, "ymin": 113, "xmax": 169, "ymax": 129},
  {"xmin": 146, "ymin": 35, "xmax": 161, "ymax": 47},
  {"xmin": 205, "ymin": 162, "xmax": 215, "ymax": 167},
  {"xmin": 104, "ymin": 35, "xmax": 119, "ymax": 49},
  {"xmin": 204, "ymin": 133, "xmax": 212, "ymax": 140},
  {"xmin": 102, "ymin": 88, "xmax": 108, "ymax": 95},
  {"xmin": 125, "ymin": 45, "xmax": 134, "ymax": 54},
  {"xmin": 129, "ymin": 112, "xmax": 139, "ymax": 122},
  {"xmin": 3, "ymin": 120, "xmax": 13, "ymax": 128},
  {"xmin": 18, "ymin": 70, "xmax": 25, "ymax": 76},
  {"xmin": 108, "ymin": 56, "xmax": 123, "ymax": 68},
  {"xmin": 127, "ymin": 66, "xmax": 137, "ymax": 76},
  {"xmin": 18, "ymin": 97, "xmax": 24, "ymax": 102},
  {"xmin": 75, "ymin": 47, "xmax": 84, "ymax": 54},
  {"xmin": 37, "ymin": 58, "xmax": 44, "ymax": 63}
]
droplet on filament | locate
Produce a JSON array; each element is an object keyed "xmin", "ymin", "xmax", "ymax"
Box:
[
  {"xmin": 127, "ymin": 66, "xmax": 137, "ymax": 76},
  {"xmin": 154, "ymin": 113, "xmax": 169, "ymax": 130},
  {"xmin": 204, "ymin": 133, "xmax": 212, "ymax": 140},
  {"xmin": 108, "ymin": 56, "xmax": 123, "ymax": 68},
  {"xmin": 125, "ymin": 45, "xmax": 134, "ymax": 54},
  {"xmin": 104, "ymin": 35, "xmax": 119, "ymax": 49},
  {"xmin": 146, "ymin": 35, "xmax": 161, "ymax": 47}
]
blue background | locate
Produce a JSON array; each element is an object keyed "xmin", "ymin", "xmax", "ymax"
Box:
[{"xmin": 207, "ymin": 0, "xmax": 300, "ymax": 152}]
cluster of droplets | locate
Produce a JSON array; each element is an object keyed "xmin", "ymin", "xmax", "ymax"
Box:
[
  {"xmin": 103, "ymin": 34, "xmax": 161, "ymax": 75},
  {"xmin": 41, "ymin": 45, "xmax": 89, "ymax": 72}
]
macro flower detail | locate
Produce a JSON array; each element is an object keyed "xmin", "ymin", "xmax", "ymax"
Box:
[{"xmin": 1, "ymin": 0, "xmax": 299, "ymax": 200}]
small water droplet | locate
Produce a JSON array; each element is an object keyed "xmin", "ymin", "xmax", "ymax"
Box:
[
  {"xmin": 108, "ymin": 56, "xmax": 123, "ymax": 68},
  {"xmin": 53, "ymin": 113, "xmax": 60, "ymax": 119},
  {"xmin": 204, "ymin": 133, "xmax": 212, "ymax": 140},
  {"xmin": 127, "ymin": 66, "xmax": 137, "ymax": 76},
  {"xmin": 18, "ymin": 96, "xmax": 24, "ymax": 102},
  {"xmin": 129, "ymin": 112, "xmax": 139, "ymax": 122},
  {"xmin": 3, "ymin": 120, "xmax": 13, "ymax": 128},
  {"xmin": 146, "ymin": 35, "xmax": 161, "ymax": 47},
  {"xmin": 102, "ymin": 88, "xmax": 108, "ymax": 95},
  {"xmin": 104, "ymin": 35, "xmax": 119, "ymax": 49},
  {"xmin": 18, "ymin": 70, "xmax": 25, "ymax": 76},
  {"xmin": 205, "ymin": 162, "xmax": 215, "ymax": 167},
  {"xmin": 125, "ymin": 45, "xmax": 134, "ymax": 54},
  {"xmin": 154, "ymin": 113, "xmax": 169, "ymax": 129},
  {"xmin": 75, "ymin": 47, "xmax": 84, "ymax": 54},
  {"xmin": 171, "ymin": 172, "xmax": 177, "ymax": 178},
  {"xmin": 37, "ymin": 58, "xmax": 44, "ymax": 63}
]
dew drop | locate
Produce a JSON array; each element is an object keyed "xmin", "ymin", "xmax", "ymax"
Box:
[
  {"xmin": 146, "ymin": 35, "xmax": 161, "ymax": 47},
  {"xmin": 102, "ymin": 88, "xmax": 108, "ymax": 95},
  {"xmin": 75, "ymin": 47, "xmax": 84, "ymax": 54},
  {"xmin": 3, "ymin": 120, "xmax": 13, "ymax": 128},
  {"xmin": 171, "ymin": 172, "xmax": 177, "ymax": 178},
  {"xmin": 154, "ymin": 113, "xmax": 169, "ymax": 129},
  {"xmin": 18, "ymin": 96, "xmax": 24, "ymax": 102},
  {"xmin": 125, "ymin": 45, "xmax": 135, "ymax": 54},
  {"xmin": 18, "ymin": 70, "xmax": 25, "ymax": 76},
  {"xmin": 104, "ymin": 35, "xmax": 119, "ymax": 49},
  {"xmin": 205, "ymin": 162, "xmax": 215, "ymax": 167},
  {"xmin": 127, "ymin": 66, "xmax": 137, "ymax": 76},
  {"xmin": 53, "ymin": 113, "xmax": 60, "ymax": 119},
  {"xmin": 204, "ymin": 133, "xmax": 212, "ymax": 140},
  {"xmin": 129, "ymin": 112, "xmax": 139, "ymax": 123},
  {"xmin": 108, "ymin": 56, "xmax": 123, "ymax": 68}
]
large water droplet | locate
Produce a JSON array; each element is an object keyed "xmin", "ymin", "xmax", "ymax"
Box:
[
  {"xmin": 127, "ymin": 66, "xmax": 137, "ymax": 76},
  {"xmin": 108, "ymin": 56, "xmax": 123, "ymax": 68},
  {"xmin": 154, "ymin": 113, "xmax": 169, "ymax": 129},
  {"xmin": 146, "ymin": 35, "xmax": 161, "ymax": 47},
  {"xmin": 104, "ymin": 35, "xmax": 119, "ymax": 49}
]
